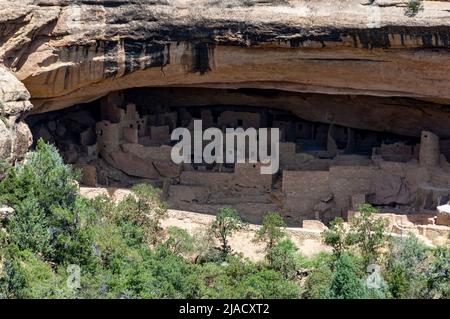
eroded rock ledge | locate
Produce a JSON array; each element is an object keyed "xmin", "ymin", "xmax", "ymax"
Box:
[
  {"xmin": 0, "ymin": 67, "xmax": 33, "ymax": 161},
  {"xmin": 1, "ymin": 0, "xmax": 450, "ymax": 113}
]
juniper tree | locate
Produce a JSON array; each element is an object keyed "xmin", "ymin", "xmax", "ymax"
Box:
[{"xmin": 253, "ymin": 212, "xmax": 287, "ymax": 251}]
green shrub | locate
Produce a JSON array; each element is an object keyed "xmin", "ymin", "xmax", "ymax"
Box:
[
  {"xmin": 194, "ymin": 256, "xmax": 299, "ymax": 299},
  {"xmin": 385, "ymin": 234, "xmax": 429, "ymax": 298},
  {"xmin": 115, "ymin": 183, "xmax": 167, "ymax": 246},
  {"xmin": 192, "ymin": 229, "xmax": 222, "ymax": 264},
  {"xmin": 164, "ymin": 226, "xmax": 196, "ymax": 257},
  {"xmin": 0, "ymin": 160, "xmax": 9, "ymax": 180},
  {"xmin": 324, "ymin": 204, "xmax": 389, "ymax": 265},
  {"xmin": 302, "ymin": 263, "xmax": 333, "ymax": 299},
  {"xmin": 235, "ymin": 268, "xmax": 300, "ymax": 299},
  {"xmin": 0, "ymin": 248, "xmax": 73, "ymax": 299},
  {"xmin": 322, "ymin": 217, "xmax": 354, "ymax": 256},
  {"xmin": 253, "ymin": 212, "xmax": 287, "ymax": 251},
  {"xmin": 424, "ymin": 246, "xmax": 450, "ymax": 299},
  {"xmin": 0, "ymin": 139, "xmax": 94, "ymax": 265},
  {"xmin": 210, "ymin": 207, "xmax": 246, "ymax": 259},
  {"xmin": 266, "ymin": 239, "xmax": 299, "ymax": 279},
  {"xmin": 405, "ymin": 0, "xmax": 423, "ymax": 17},
  {"xmin": 327, "ymin": 252, "xmax": 367, "ymax": 299},
  {"xmin": 350, "ymin": 204, "xmax": 389, "ymax": 265}
]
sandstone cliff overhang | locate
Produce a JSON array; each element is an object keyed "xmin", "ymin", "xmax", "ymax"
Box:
[
  {"xmin": 0, "ymin": 67, "xmax": 32, "ymax": 116},
  {"xmin": 1, "ymin": 0, "xmax": 450, "ymax": 116}
]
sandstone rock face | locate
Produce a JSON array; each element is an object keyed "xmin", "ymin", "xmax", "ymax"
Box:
[
  {"xmin": 0, "ymin": 67, "xmax": 33, "ymax": 161},
  {"xmin": 0, "ymin": 67, "xmax": 32, "ymax": 115},
  {"xmin": 302, "ymin": 220, "xmax": 328, "ymax": 231},
  {"xmin": 1, "ymin": 0, "xmax": 450, "ymax": 127}
]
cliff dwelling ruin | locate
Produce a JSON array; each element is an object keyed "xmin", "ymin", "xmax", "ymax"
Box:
[
  {"xmin": 1, "ymin": 0, "xmax": 450, "ymax": 245},
  {"xmin": 26, "ymin": 87, "xmax": 450, "ymax": 229}
]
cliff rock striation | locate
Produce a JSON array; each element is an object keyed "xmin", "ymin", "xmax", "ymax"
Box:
[
  {"xmin": 0, "ymin": 1, "xmax": 449, "ymax": 119},
  {"xmin": 0, "ymin": 66, "xmax": 32, "ymax": 161}
]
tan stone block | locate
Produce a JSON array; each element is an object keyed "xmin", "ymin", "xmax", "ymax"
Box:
[
  {"xmin": 302, "ymin": 220, "xmax": 328, "ymax": 231},
  {"xmin": 436, "ymin": 204, "xmax": 450, "ymax": 226},
  {"xmin": 282, "ymin": 170, "xmax": 330, "ymax": 213},
  {"xmin": 234, "ymin": 163, "xmax": 273, "ymax": 191},
  {"xmin": 417, "ymin": 224, "xmax": 449, "ymax": 241}
]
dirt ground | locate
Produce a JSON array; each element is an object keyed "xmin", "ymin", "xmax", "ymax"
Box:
[{"xmin": 161, "ymin": 209, "xmax": 331, "ymax": 261}]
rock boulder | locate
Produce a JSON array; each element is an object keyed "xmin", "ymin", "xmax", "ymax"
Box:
[
  {"xmin": 0, "ymin": 67, "xmax": 33, "ymax": 162},
  {"xmin": 436, "ymin": 204, "xmax": 450, "ymax": 226}
]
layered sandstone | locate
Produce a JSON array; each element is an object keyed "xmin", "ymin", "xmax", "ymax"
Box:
[
  {"xmin": 0, "ymin": 67, "xmax": 33, "ymax": 161},
  {"xmin": 1, "ymin": 0, "xmax": 450, "ymax": 117}
]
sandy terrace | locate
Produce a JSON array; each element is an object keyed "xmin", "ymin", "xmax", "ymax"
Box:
[{"xmin": 80, "ymin": 187, "xmax": 331, "ymax": 261}]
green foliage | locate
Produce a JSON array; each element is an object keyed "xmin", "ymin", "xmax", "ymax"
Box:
[
  {"xmin": 302, "ymin": 263, "xmax": 333, "ymax": 299},
  {"xmin": 164, "ymin": 226, "xmax": 196, "ymax": 257},
  {"xmin": 78, "ymin": 245, "xmax": 199, "ymax": 299},
  {"xmin": 0, "ymin": 141, "xmax": 448, "ymax": 299},
  {"xmin": 350, "ymin": 204, "xmax": 389, "ymax": 265},
  {"xmin": 0, "ymin": 160, "xmax": 10, "ymax": 179},
  {"xmin": 0, "ymin": 248, "xmax": 73, "ymax": 299},
  {"xmin": 405, "ymin": 0, "xmax": 423, "ymax": 17},
  {"xmin": 0, "ymin": 139, "xmax": 79, "ymax": 207},
  {"xmin": 7, "ymin": 198, "xmax": 52, "ymax": 257},
  {"xmin": 385, "ymin": 234, "xmax": 429, "ymax": 298},
  {"xmin": 384, "ymin": 234, "xmax": 450, "ymax": 299},
  {"xmin": 424, "ymin": 246, "xmax": 450, "ymax": 299},
  {"xmin": 210, "ymin": 207, "xmax": 246, "ymax": 259},
  {"xmin": 192, "ymin": 229, "xmax": 223, "ymax": 264},
  {"xmin": 322, "ymin": 217, "xmax": 355, "ymax": 256},
  {"xmin": 235, "ymin": 268, "xmax": 300, "ymax": 299},
  {"xmin": 266, "ymin": 239, "xmax": 299, "ymax": 280},
  {"xmin": 302, "ymin": 252, "xmax": 382, "ymax": 299},
  {"xmin": 324, "ymin": 204, "xmax": 389, "ymax": 265},
  {"xmin": 193, "ymin": 256, "xmax": 299, "ymax": 299},
  {"xmin": 0, "ymin": 139, "xmax": 93, "ymax": 265},
  {"xmin": 253, "ymin": 212, "xmax": 287, "ymax": 251},
  {"xmin": 116, "ymin": 183, "xmax": 167, "ymax": 246},
  {"xmin": 328, "ymin": 252, "xmax": 367, "ymax": 299},
  {"xmin": 389, "ymin": 234, "xmax": 429, "ymax": 272}
]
